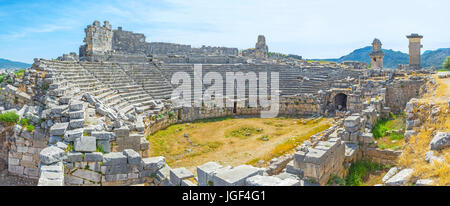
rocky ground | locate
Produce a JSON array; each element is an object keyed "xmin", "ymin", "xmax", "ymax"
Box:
[{"xmin": 0, "ymin": 169, "xmax": 37, "ymax": 186}]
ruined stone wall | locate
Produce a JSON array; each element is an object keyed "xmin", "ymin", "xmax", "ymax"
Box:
[
  {"xmin": 0, "ymin": 85, "xmax": 32, "ymax": 109},
  {"xmin": 81, "ymin": 21, "xmax": 113, "ymax": 56},
  {"xmin": 385, "ymin": 79, "xmax": 426, "ymax": 113},
  {"xmin": 0, "ymin": 124, "xmax": 12, "ymax": 170},
  {"xmin": 147, "ymin": 42, "xmax": 192, "ymax": 55},
  {"xmin": 6, "ymin": 125, "xmax": 48, "ymax": 179},
  {"xmin": 112, "ymin": 27, "xmax": 147, "ymax": 54}
]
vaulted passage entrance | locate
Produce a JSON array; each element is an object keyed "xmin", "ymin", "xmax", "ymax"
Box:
[{"xmin": 334, "ymin": 93, "xmax": 347, "ymax": 111}]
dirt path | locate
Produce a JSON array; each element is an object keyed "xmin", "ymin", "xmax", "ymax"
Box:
[
  {"xmin": 147, "ymin": 117, "xmax": 333, "ymax": 173},
  {"xmin": 427, "ymin": 74, "xmax": 450, "ymax": 102}
]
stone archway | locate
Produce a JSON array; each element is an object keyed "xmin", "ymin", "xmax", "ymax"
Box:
[{"xmin": 334, "ymin": 93, "xmax": 347, "ymax": 111}]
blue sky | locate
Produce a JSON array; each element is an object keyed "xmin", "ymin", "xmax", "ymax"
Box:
[{"xmin": 0, "ymin": 0, "xmax": 449, "ymax": 63}]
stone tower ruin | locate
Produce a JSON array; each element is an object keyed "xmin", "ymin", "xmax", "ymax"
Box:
[
  {"xmin": 79, "ymin": 21, "xmax": 113, "ymax": 59},
  {"xmin": 369, "ymin": 38, "xmax": 384, "ymax": 69},
  {"xmin": 407, "ymin": 33, "xmax": 423, "ymax": 69},
  {"xmin": 255, "ymin": 35, "xmax": 268, "ymax": 59}
]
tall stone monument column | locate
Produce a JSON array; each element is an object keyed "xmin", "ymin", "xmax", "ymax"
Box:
[
  {"xmin": 369, "ymin": 38, "xmax": 384, "ymax": 69},
  {"xmin": 255, "ymin": 35, "xmax": 268, "ymax": 59},
  {"xmin": 79, "ymin": 20, "xmax": 113, "ymax": 60},
  {"xmin": 407, "ymin": 33, "xmax": 423, "ymax": 69}
]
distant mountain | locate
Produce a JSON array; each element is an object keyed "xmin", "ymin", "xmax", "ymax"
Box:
[
  {"xmin": 0, "ymin": 58, "xmax": 31, "ymax": 70},
  {"xmin": 422, "ymin": 48, "xmax": 450, "ymax": 68},
  {"xmin": 312, "ymin": 47, "xmax": 450, "ymax": 69}
]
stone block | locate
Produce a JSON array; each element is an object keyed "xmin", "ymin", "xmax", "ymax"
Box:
[
  {"xmin": 212, "ymin": 165, "xmax": 263, "ymax": 186},
  {"xmin": 415, "ymin": 179, "xmax": 434, "ymax": 186},
  {"xmin": 40, "ymin": 162, "xmax": 63, "ymax": 173},
  {"xmin": 170, "ymin": 167, "xmax": 194, "ymax": 186},
  {"xmin": 65, "ymin": 174, "xmax": 84, "ymax": 185},
  {"xmin": 142, "ymin": 156, "xmax": 165, "ymax": 172},
  {"xmin": 92, "ymin": 131, "xmax": 115, "ymax": 140},
  {"xmin": 24, "ymin": 167, "xmax": 39, "ymax": 177},
  {"xmin": 84, "ymin": 152, "xmax": 103, "ymax": 162},
  {"xmin": 64, "ymin": 128, "xmax": 84, "ymax": 142},
  {"xmin": 156, "ymin": 164, "xmax": 171, "ymax": 181},
  {"xmin": 245, "ymin": 175, "xmax": 301, "ymax": 186},
  {"xmin": 385, "ymin": 168, "xmax": 414, "ymax": 186},
  {"xmin": 344, "ymin": 116, "xmax": 360, "ymax": 128},
  {"xmin": 8, "ymin": 165, "xmax": 24, "ymax": 175},
  {"xmin": 66, "ymin": 152, "xmax": 83, "ymax": 162},
  {"xmin": 70, "ymin": 119, "xmax": 84, "ymax": 129},
  {"xmin": 430, "ymin": 132, "xmax": 450, "ymax": 150},
  {"xmin": 74, "ymin": 136, "xmax": 96, "ymax": 152},
  {"xmin": 382, "ymin": 167, "xmax": 398, "ymax": 183},
  {"xmin": 49, "ymin": 122, "xmax": 69, "ymax": 136},
  {"xmin": 72, "ymin": 169, "xmax": 101, "ymax": 183},
  {"xmin": 39, "ymin": 146, "xmax": 65, "ymax": 165},
  {"xmin": 69, "ymin": 111, "xmax": 84, "ymax": 119},
  {"xmin": 303, "ymin": 148, "xmax": 328, "ymax": 164},
  {"xmin": 49, "ymin": 135, "xmax": 62, "ymax": 145},
  {"xmin": 103, "ymin": 152, "xmax": 127, "ymax": 166},
  {"xmin": 197, "ymin": 162, "xmax": 223, "ymax": 186},
  {"xmin": 69, "ymin": 101, "xmax": 84, "ymax": 111},
  {"xmin": 123, "ymin": 149, "xmax": 141, "ymax": 166},
  {"xmin": 105, "ymin": 164, "xmax": 131, "ymax": 175}
]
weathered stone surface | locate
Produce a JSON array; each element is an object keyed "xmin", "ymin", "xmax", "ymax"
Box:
[
  {"xmin": 70, "ymin": 119, "xmax": 84, "ymax": 129},
  {"xmin": 245, "ymin": 175, "xmax": 300, "ymax": 186},
  {"xmin": 430, "ymin": 132, "xmax": 450, "ymax": 150},
  {"xmin": 155, "ymin": 164, "xmax": 171, "ymax": 181},
  {"xmin": 197, "ymin": 162, "xmax": 223, "ymax": 186},
  {"xmin": 382, "ymin": 167, "xmax": 398, "ymax": 183},
  {"xmin": 385, "ymin": 168, "xmax": 414, "ymax": 186},
  {"xmin": 64, "ymin": 128, "xmax": 84, "ymax": 142},
  {"xmin": 92, "ymin": 131, "xmax": 115, "ymax": 140},
  {"xmin": 50, "ymin": 122, "xmax": 69, "ymax": 136},
  {"xmin": 103, "ymin": 152, "xmax": 127, "ymax": 166},
  {"xmin": 142, "ymin": 156, "xmax": 165, "ymax": 172},
  {"xmin": 39, "ymin": 146, "xmax": 66, "ymax": 165},
  {"xmin": 74, "ymin": 136, "xmax": 96, "ymax": 152},
  {"xmin": 415, "ymin": 179, "xmax": 434, "ymax": 186},
  {"xmin": 122, "ymin": 149, "xmax": 141, "ymax": 165},
  {"xmin": 69, "ymin": 101, "xmax": 84, "ymax": 111},
  {"xmin": 72, "ymin": 169, "xmax": 101, "ymax": 183},
  {"xmin": 55, "ymin": 142, "xmax": 68, "ymax": 150},
  {"xmin": 84, "ymin": 152, "xmax": 103, "ymax": 162},
  {"xmin": 69, "ymin": 110, "xmax": 84, "ymax": 119},
  {"xmin": 170, "ymin": 167, "xmax": 194, "ymax": 186},
  {"xmin": 212, "ymin": 165, "xmax": 263, "ymax": 186},
  {"xmin": 67, "ymin": 152, "xmax": 83, "ymax": 162},
  {"xmin": 344, "ymin": 116, "xmax": 360, "ymax": 128}
]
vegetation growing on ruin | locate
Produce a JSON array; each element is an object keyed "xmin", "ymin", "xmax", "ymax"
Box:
[
  {"xmin": 14, "ymin": 69, "xmax": 25, "ymax": 79},
  {"xmin": 372, "ymin": 113, "xmax": 405, "ymax": 150},
  {"xmin": 0, "ymin": 111, "xmax": 19, "ymax": 124},
  {"xmin": 345, "ymin": 160, "xmax": 385, "ymax": 186},
  {"xmin": 19, "ymin": 117, "xmax": 34, "ymax": 132}
]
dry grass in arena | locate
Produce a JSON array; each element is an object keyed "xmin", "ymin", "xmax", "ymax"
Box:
[{"xmin": 146, "ymin": 117, "xmax": 332, "ymax": 173}]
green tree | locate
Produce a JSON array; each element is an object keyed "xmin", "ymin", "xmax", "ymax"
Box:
[{"xmin": 443, "ymin": 56, "xmax": 450, "ymax": 70}]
